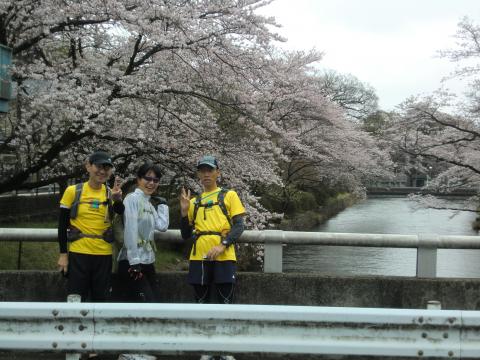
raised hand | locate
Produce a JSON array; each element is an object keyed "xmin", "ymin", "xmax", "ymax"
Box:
[
  {"xmin": 111, "ymin": 176, "xmax": 123, "ymax": 202},
  {"xmin": 180, "ymin": 186, "xmax": 191, "ymax": 217}
]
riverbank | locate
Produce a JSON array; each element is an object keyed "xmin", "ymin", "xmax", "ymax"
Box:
[{"xmin": 278, "ymin": 192, "xmax": 359, "ymax": 230}]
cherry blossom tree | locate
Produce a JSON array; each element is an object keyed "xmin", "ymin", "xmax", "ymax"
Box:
[
  {"xmin": 0, "ymin": 0, "xmax": 389, "ymax": 226},
  {"xmin": 1, "ymin": 1, "xmax": 282, "ymax": 190},
  {"xmin": 316, "ymin": 70, "xmax": 378, "ymax": 122},
  {"xmin": 264, "ymin": 67, "xmax": 391, "ymax": 211},
  {"xmin": 386, "ymin": 17, "xmax": 480, "ymax": 210},
  {"xmin": 389, "ymin": 93, "xmax": 480, "ymax": 190}
]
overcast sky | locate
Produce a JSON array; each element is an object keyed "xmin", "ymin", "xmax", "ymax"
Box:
[{"xmin": 259, "ymin": 0, "xmax": 480, "ymax": 111}]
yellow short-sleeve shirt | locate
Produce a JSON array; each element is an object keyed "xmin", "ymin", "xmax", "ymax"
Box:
[
  {"xmin": 60, "ymin": 182, "xmax": 112, "ymax": 255},
  {"xmin": 188, "ymin": 187, "xmax": 246, "ymax": 261}
]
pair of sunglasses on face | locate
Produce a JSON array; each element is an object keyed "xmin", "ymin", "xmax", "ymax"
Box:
[{"xmin": 143, "ymin": 176, "xmax": 160, "ymax": 184}]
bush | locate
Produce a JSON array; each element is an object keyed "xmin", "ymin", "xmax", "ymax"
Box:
[
  {"xmin": 278, "ymin": 210, "xmax": 324, "ymax": 230},
  {"xmin": 290, "ymin": 190, "xmax": 318, "ymax": 212}
]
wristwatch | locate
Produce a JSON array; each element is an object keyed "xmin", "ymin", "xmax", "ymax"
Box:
[{"xmin": 221, "ymin": 239, "xmax": 229, "ymax": 247}]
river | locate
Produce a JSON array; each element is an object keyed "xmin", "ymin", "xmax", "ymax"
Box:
[{"xmin": 283, "ymin": 196, "xmax": 480, "ymax": 277}]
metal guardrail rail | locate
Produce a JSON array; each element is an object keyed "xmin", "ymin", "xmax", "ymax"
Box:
[
  {"xmin": 0, "ymin": 302, "xmax": 479, "ymax": 358},
  {"xmin": 1, "ymin": 228, "xmax": 479, "ymax": 277}
]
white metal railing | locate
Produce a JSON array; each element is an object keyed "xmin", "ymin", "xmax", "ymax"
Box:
[
  {"xmin": 1, "ymin": 228, "xmax": 480, "ymax": 277},
  {"xmin": 0, "ymin": 302, "xmax": 479, "ymax": 358}
]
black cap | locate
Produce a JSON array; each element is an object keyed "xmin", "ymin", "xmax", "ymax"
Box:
[
  {"xmin": 196, "ymin": 155, "xmax": 219, "ymax": 169},
  {"xmin": 88, "ymin": 151, "xmax": 113, "ymax": 166}
]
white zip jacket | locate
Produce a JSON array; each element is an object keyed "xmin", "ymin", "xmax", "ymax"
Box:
[{"xmin": 117, "ymin": 188, "xmax": 169, "ymax": 265}]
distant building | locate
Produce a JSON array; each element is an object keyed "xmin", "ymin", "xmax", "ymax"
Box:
[{"xmin": 368, "ymin": 174, "xmax": 408, "ymax": 188}]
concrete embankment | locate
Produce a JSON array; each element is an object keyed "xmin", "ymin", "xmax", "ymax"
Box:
[
  {"xmin": 2, "ymin": 271, "xmax": 479, "ymax": 360},
  {"xmin": 1, "ymin": 271, "xmax": 480, "ymax": 310}
]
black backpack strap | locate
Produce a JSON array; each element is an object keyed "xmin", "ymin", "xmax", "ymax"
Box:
[
  {"xmin": 192, "ymin": 196, "xmax": 201, "ymax": 228},
  {"xmin": 191, "ymin": 188, "xmax": 231, "ymax": 230},
  {"xmin": 105, "ymin": 185, "xmax": 114, "ymax": 222},
  {"xmin": 217, "ymin": 188, "xmax": 232, "ymax": 226},
  {"xmin": 69, "ymin": 183, "xmax": 84, "ymax": 219}
]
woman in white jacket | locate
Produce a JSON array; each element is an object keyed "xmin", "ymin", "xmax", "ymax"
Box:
[{"xmin": 117, "ymin": 162, "xmax": 169, "ymax": 302}]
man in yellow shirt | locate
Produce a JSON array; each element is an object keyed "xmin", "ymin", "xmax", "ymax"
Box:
[
  {"xmin": 180, "ymin": 155, "xmax": 246, "ymax": 304},
  {"xmin": 57, "ymin": 150, "xmax": 124, "ymax": 302}
]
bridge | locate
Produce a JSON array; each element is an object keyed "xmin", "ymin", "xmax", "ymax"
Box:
[
  {"xmin": 1, "ymin": 228, "xmax": 480, "ymax": 359},
  {"xmin": 366, "ymin": 186, "xmax": 477, "ymax": 196}
]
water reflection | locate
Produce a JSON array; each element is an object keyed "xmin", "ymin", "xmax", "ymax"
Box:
[{"xmin": 283, "ymin": 196, "xmax": 480, "ymax": 277}]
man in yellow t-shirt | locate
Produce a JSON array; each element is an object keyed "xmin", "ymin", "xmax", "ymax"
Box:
[
  {"xmin": 57, "ymin": 150, "xmax": 124, "ymax": 302},
  {"xmin": 180, "ymin": 155, "xmax": 246, "ymax": 304}
]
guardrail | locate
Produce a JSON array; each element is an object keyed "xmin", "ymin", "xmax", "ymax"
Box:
[
  {"xmin": 1, "ymin": 228, "xmax": 479, "ymax": 277},
  {"xmin": 0, "ymin": 184, "xmax": 60, "ymax": 197},
  {"xmin": 0, "ymin": 302, "xmax": 478, "ymax": 358}
]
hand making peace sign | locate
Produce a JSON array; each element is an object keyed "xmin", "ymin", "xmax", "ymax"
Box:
[
  {"xmin": 180, "ymin": 186, "xmax": 191, "ymax": 217},
  {"xmin": 111, "ymin": 176, "xmax": 123, "ymax": 202}
]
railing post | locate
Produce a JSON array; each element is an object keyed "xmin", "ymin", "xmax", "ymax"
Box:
[
  {"xmin": 427, "ymin": 300, "xmax": 442, "ymax": 310},
  {"xmin": 66, "ymin": 294, "xmax": 82, "ymax": 360},
  {"xmin": 416, "ymin": 234, "xmax": 438, "ymax": 278},
  {"xmin": 16, "ymin": 241, "xmax": 22, "ymax": 270},
  {"xmin": 263, "ymin": 230, "xmax": 283, "ymax": 273}
]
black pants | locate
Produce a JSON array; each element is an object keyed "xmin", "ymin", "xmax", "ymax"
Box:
[
  {"xmin": 193, "ymin": 283, "xmax": 235, "ymax": 304},
  {"xmin": 188, "ymin": 260, "xmax": 236, "ymax": 304},
  {"xmin": 117, "ymin": 259, "xmax": 159, "ymax": 302},
  {"xmin": 67, "ymin": 252, "xmax": 112, "ymax": 302}
]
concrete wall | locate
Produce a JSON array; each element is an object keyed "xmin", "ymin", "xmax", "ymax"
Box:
[{"xmin": 1, "ymin": 271, "xmax": 480, "ymax": 310}]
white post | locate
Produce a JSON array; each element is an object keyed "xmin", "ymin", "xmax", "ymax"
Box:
[
  {"xmin": 66, "ymin": 294, "xmax": 82, "ymax": 360},
  {"xmin": 263, "ymin": 230, "xmax": 283, "ymax": 273},
  {"xmin": 427, "ymin": 300, "xmax": 442, "ymax": 310},
  {"xmin": 416, "ymin": 234, "xmax": 438, "ymax": 278}
]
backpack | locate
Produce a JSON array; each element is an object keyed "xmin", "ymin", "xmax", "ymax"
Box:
[
  {"xmin": 70, "ymin": 182, "xmax": 114, "ymax": 219},
  {"xmin": 192, "ymin": 188, "xmax": 231, "ymax": 227},
  {"xmin": 67, "ymin": 182, "xmax": 115, "ymax": 243},
  {"xmin": 190, "ymin": 188, "xmax": 231, "ymax": 255},
  {"xmin": 111, "ymin": 213, "xmax": 124, "ymax": 248}
]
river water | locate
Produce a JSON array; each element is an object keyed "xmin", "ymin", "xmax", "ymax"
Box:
[{"xmin": 283, "ymin": 196, "xmax": 480, "ymax": 277}]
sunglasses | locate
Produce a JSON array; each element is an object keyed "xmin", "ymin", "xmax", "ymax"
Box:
[{"xmin": 143, "ymin": 176, "xmax": 160, "ymax": 184}]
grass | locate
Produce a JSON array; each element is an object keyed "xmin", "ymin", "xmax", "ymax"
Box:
[
  {"xmin": 0, "ymin": 241, "xmax": 59, "ymax": 270},
  {"xmin": 0, "ymin": 221, "xmax": 186, "ymax": 271},
  {"xmin": 154, "ymin": 246, "xmax": 188, "ymax": 271},
  {"xmin": 0, "ymin": 221, "xmax": 59, "ymax": 270}
]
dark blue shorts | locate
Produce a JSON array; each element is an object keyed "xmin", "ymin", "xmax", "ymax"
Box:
[{"xmin": 187, "ymin": 260, "xmax": 236, "ymax": 285}]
